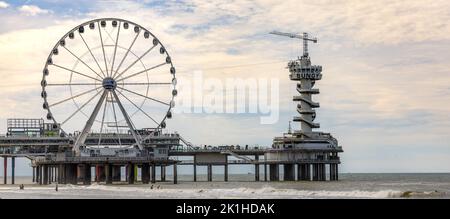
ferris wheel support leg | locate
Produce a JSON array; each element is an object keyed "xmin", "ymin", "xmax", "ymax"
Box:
[
  {"xmin": 111, "ymin": 90, "xmax": 143, "ymax": 150},
  {"xmin": 74, "ymin": 90, "xmax": 108, "ymax": 154}
]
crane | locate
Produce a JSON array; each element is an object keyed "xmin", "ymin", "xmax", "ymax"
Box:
[{"xmin": 269, "ymin": 31, "xmax": 317, "ymax": 58}]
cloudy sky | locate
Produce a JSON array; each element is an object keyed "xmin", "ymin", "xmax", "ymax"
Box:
[{"xmin": 1, "ymin": 0, "xmax": 450, "ymax": 174}]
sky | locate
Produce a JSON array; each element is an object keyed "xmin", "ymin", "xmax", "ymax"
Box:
[{"xmin": 1, "ymin": 0, "xmax": 450, "ymax": 175}]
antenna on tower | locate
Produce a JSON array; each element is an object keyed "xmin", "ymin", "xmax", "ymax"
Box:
[{"xmin": 269, "ymin": 31, "xmax": 318, "ymax": 57}]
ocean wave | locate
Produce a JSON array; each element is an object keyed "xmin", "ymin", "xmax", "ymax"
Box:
[
  {"xmin": 1, "ymin": 184, "xmax": 446, "ymax": 198},
  {"xmin": 65, "ymin": 185, "xmax": 407, "ymax": 198}
]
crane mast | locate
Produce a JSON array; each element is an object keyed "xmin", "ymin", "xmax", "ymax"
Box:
[{"xmin": 269, "ymin": 31, "xmax": 317, "ymax": 57}]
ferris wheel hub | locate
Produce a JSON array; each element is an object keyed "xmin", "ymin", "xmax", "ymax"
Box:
[{"xmin": 102, "ymin": 77, "xmax": 117, "ymax": 90}]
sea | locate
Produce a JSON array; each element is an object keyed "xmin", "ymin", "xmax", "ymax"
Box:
[{"xmin": 0, "ymin": 173, "xmax": 449, "ymax": 199}]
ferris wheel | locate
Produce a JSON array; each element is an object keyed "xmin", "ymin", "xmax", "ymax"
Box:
[{"xmin": 40, "ymin": 18, "xmax": 177, "ymax": 152}]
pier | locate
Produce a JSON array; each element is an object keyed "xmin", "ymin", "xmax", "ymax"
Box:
[{"xmin": 0, "ymin": 19, "xmax": 343, "ymax": 185}]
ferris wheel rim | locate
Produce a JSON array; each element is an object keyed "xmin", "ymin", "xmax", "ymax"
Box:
[{"xmin": 40, "ymin": 18, "xmax": 177, "ymax": 145}]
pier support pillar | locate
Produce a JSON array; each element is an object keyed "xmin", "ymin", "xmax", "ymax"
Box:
[
  {"xmin": 142, "ymin": 164, "xmax": 150, "ymax": 184},
  {"xmin": 58, "ymin": 164, "xmax": 63, "ymax": 184},
  {"xmin": 49, "ymin": 167, "xmax": 51, "ymax": 183},
  {"xmin": 264, "ymin": 164, "xmax": 267, "ymax": 181},
  {"xmin": 255, "ymin": 155, "xmax": 259, "ymax": 182},
  {"xmin": 335, "ymin": 164, "xmax": 339, "ymax": 181},
  {"xmin": 161, "ymin": 165, "xmax": 166, "ymax": 182},
  {"xmin": 43, "ymin": 165, "xmax": 49, "ymax": 185},
  {"xmin": 37, "ymin": 165, "xmax": 41, "ymax": 185},
  {"xmin": 151, "ymin": 164, "xmax": 156, "ymax": 184},
  {"xmin": 65, "ymin": 164, "xmax": 77, "ymax": 185},
  {"xmin": 96, "ymin": 165, "xmax": 105, "ymax": 182},
  {"xmin": 112, "ymin": 165, "xmax": 121, "ymax": 182},
  {"xmin": 105, "ymin": 164, "xmax": 112, "ymax": 184},
  {"xmin": 3, "ymin": 157, "xmax": 7, "ymax": 184},
  {"xmin": 283, "ymin": 164, "xmax": 295, "ymax": 181},
  {"xmin": 269, "ymin": 164, "xmax": 279, "ymax": 181},
  {"xmin": 321, "ymin": 164, "xmax": 326, "ymax": 181},
  {"xmin": 329, "ymin": 164, "xmax": 334, "ymax": 181},
  {"xmin": 224, "ymin": 164, "xmax": 228, "ymax": 182},
  {"xmin": 127, "ymin": 163, "xmax": 135, "ymax": 184},
  {"xmin": 312, "ymin": 164, "xmax": 319, "ymax": 181},
  {"xmin": 193, "ymin": 160, "xmax": 197, "ymax": 182},
  {"xmin": 207, "ymin": 164, "xmax": 212, "ymax": 182},
  {"xmin": 32, "ymin": 167, "xmax": 36, "ymax": 183},
  {"xmin": 173, "ymin": 164, "xmax": 178, "ymax": 184},
  {"xmin": 11, "ymin": 157, "xmax": 15, "ymax": 185},
  {"xmin": 83, "ymin": 164, "xmax": 91, "ymax": 185},
  {"xmin": 77, "ymin": 165, "xmax": 85, "ymax": 183},
  {"xmin": 298, "ymin": 164, "xmax": 310, "ymax": 181}
]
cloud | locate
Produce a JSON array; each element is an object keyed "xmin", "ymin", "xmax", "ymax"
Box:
[
  {"xmin": 0, "ymin": 1, "xmax": 8, "ymax": 9},
  {"xmin": 18, "ymin": 5, "xmax": 51, "ymax": 16}
]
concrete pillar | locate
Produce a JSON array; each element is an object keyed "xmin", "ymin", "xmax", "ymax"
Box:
[
  {"xmin": 322, "ymin": 164, "xmax": 326, "ymax": 181},
  {"xmin": 224, "ymin": 164, "xmax": 228, "ymax": 182},
  {"xmin": 134, "ymin": 165, "xmax": 138, "ymax": 183},
  {"xmin": 3, "ymin": 157, "xmax": 7, "ymax": 184},
  {"xmin": 37, "ymin": 165, "xmax": 41, "ymax": 185},
  {"xmin": 335, "ymin": 164, "xmax": 339, "ymax": 181},
  {"xmin": 207, "ymin": 164, "xmax": 212, "ymax": 182},
  {"xmin": 306, "ymin": 164, "xmax": 311, "ymax": 180},
  {"xmin": 96, "ymin": 165, "xmax": 105, "ymax": 182},
  {"xmin": 84, "ymin": 164, "xmax": 91, "ymax": 185},
  {"xmin": 58, "ymin": 164, "xmax": 64, "ymax": 184},
  {"xmin": 32, "ymin": 167, "xmax": 36, "ymax": 183},
  {"xmin": 11, "ymin": 157, "xmax": 15, "ymax": 185},
  {"xmin": 255, "ymin": 155, "xmax": 259, "ymax": 182},
  {"xmin": 43, "ymin": 165, "xmax": 49, "ymax": 185},
  {"xmin": 173, "ymin": 164, "xmax": 178, "ymax": 184},
  {"xmin": 127, "ymin": 163, "xmax": 135, "ymax": 184},
  {"xmin": 77, "ymin": 165, "xmax": 85, "ymax": 183},
  {"xmin": 112, "ymin": 165, "xmax": 120, "ymax": 182},
  {"xmin": 65, "ymin": 164, "xmax": 77, "ymax": 185},
  {"xmin": 269, "ymin": 164, "xmax": 279, "ymax": 181},
  {"xmin": 264, "ymin": 164, "xmax": 267, "ymax": 181},
  {"xmin": 330, "ymin": 163, "xmax": 334, "ymax": 181},
  {"xmin": 284, "ymin": 164, "xmax": 295, "ymax": 181},
  {"xmin": 142, "ymin": 163, "xmax": 150, "ymax": 184},
  {"xmin": 193, "ymin": 160, "xmax": 197, "ymax": 182},
  {"xmin": 49, "ymin": 166, "xmax": 53, "ymax": 183},
  {"xmin": 105, "ymin": 164, "xmax": 112, "ymax": 184},
  {"xmin": 161, "ymin": 165, "xmax": 166, "ymax": 182},
  {"xmin": 312, "ymin": 164, "xmax": 318, "ymax": 181},
  {"xmin": 151, "ymin": 164, "xmax": 156, "ymax": 184}
]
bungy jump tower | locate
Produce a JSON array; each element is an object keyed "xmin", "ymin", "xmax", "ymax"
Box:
[{"xmin": 266, "ymin": 31, "xmax": 343, "ymax": 181}]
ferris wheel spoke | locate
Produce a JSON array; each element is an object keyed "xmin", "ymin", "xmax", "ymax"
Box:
[
  {"xmin": 116, "ymin": 89, "xmax": 159, "ymax": 125},
  {"xmin": 97, "ymin": 22, "xmax": 109, "ymax": 77},
  {"xmin": 119, "ymin": 82, "xmax": 171, "ymax": 86},
  {"xmin": 112, "ymin": 30, "xmax": 141, "ymax": 79},
  {"xmin": 78, "ymin": 32, "xmax": 107, "ymax": 78},
  {"xmin": 61, "ymin": 90, "xmax": 102, "ymax": 125},
  {"xmin": 61, "ymin": 46, "xmax": 105, "ymax": 79},
  {"xmin": 98, "ymin": 91, "xmax": 109, "ymax": 146},
  {"xmin": 110, "ymin": 92, "xmax": 122, "ymax": 146},
  {"xmin": 47, "ymin": 83, "xmax": 98, "ymax": 86},
  {"xmin": 114, "ymin": 45, "xmax": 156, "ymax": 80},
  {"xmin": 49, "ymin": 87, "xmax": 98, "ymax": 107},
  {"xmin": 111, "ymin": 90, "xmax": 142, "ymax": 149},
  {"xmin": 115, "ymin": 62, "xmax": 167, "ymax": 82},
  {"xmin": 52, "ymin": 64, "xmax": 102, "ymax": 82},
  {"xmin": 110, "ymin": 21, "xmax": 121, "ymax": 77},
  {"xmin": 119, "ymin": 87, "xmax": 169, "ymax": 106}
]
